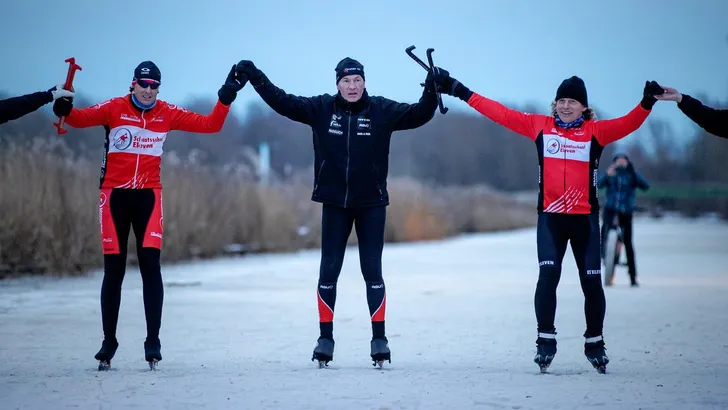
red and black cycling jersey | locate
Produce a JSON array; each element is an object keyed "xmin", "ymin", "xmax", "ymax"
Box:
[
  {"xmin": 63, "ymin": 95, "xmax": 230, "ymax": 189},
  {"xmin": 466, "ymin": 93, "xmax": 651, "ymax": 214}
]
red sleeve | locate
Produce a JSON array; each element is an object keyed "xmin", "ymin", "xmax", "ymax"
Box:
[
  {"xmin": 593, "ymin": 103, "xmax": 650, "ymax": 145},
  {"xmin": 170, "ymin": 99, "xmax": 230, "ymax": 133},
  {"xmin": 466, "ymin": 93, "xmax": 544, "ymax": 141},
  {"xmin": 65, "ymin": 99, "xmax": 113, "ymax": 128}
]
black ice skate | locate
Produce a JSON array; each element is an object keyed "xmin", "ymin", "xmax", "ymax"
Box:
[
  {"xmin": 534, "ymin": 332, "xmax": 557, "ymax": 373},
  {"xmin": 94, "ymin": 338, "xmax": 119, "ymax": 371},
  {"xmin": 311, "ymin": 337, "xmax": 335, "ymax": 368},
  {"xmin": 585, "ymin": 335, "xmax": 609, "ymax": 374},
  {"xmin": 370, "ymin": 338, "xmax": 391, "ymax": 369},
  {"xmin": 144, "ymin": 339, "xmax": 162, "ymax": 370}
]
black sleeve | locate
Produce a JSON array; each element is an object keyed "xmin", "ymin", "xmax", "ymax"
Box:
[
  {"xmin": 250, "ymin": 73, "xmax": 324, "ymax": 126},
  {"xmin": 677, "ymin": 94, "xmax": 728, "ymax": 139},
  {"xmin": 597, "ymin": 173, "xmax": 609, "ymax": 188},
  {"xmin": 634, "ymin": 171, "xmax": 650, "ymax": 191},
  {"xmin": 379, "ymin": 86, "xmax": 438, "ymax": 132},
  {"xmin": 0, "ymin": 90, "xmax": 53, "ymax": 125}
]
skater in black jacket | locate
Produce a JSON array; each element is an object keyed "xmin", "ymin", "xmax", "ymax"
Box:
[
  {"xmin": 0, "ymin": 85, "xmax": 74, "ymax": 125},
  {"xmin": 236, "ymin": 57, "xmax": 446, "ymax": 367}
]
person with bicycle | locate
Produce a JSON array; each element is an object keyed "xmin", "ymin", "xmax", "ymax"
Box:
[{"xmin": 598, "ymin": 153, "xmax": 650, "ymax": 287}]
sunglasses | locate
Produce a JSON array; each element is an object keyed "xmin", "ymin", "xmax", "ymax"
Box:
[{"xmin": 136, "ymin": 79, "xmax": 160, "ymax": 90}]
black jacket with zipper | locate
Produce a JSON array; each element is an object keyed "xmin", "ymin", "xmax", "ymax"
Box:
[{"xmin": 250, "ymin": 73, "xmax": 438, "ymax": 208}]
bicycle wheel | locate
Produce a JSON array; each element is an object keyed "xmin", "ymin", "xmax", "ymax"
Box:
[{"xmin": 604, "ymin": 228, "xmax": 618, "ymax": 286}]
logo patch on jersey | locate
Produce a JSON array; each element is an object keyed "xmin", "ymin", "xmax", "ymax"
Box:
[
  {"xmin": 92, "ymin": 99, "xmax": 113, "ymax": 110},
  {"xmin": 132, "ymin": 135, "xmax": 165, "ymax": 149},
  {"xmin": 543, "ymin": 135, "xmax": 591, "ymax": 162},
  {"xmin": 167, "ymin": 104, "xmax": 188, "ymax": 113},
  {"xmin": 112, "ymin": 128, "xmax": 133, "ymax": 150},
  {"xmin": 120, "ymin": 113, "xmax": 141, "ymax": 123},
  {"xmin": 546, "ymin": 138, "xmax": 561, "ymax": 155}
]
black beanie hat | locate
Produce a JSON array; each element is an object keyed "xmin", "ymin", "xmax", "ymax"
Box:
[
  {"xmin": 134, "ymin": 61, "xmax": 161, "ymax": 83},
  {"xmin": 555, "ymin": 76, "xmax": 587, "ymax": 107},
  {"xmin": 613, "ymin": 153, "xmax": 630, "ymax": 162},
  {"xmin": 335, "ymin": 57, "xmax": 364, "ymax": 84}
]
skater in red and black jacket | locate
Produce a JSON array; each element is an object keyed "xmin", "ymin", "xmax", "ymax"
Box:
[
  {"xmin": 435, "ymin": 71, "xmax": 666, "ymax": 373},
  {"xmin": 52, "ymin": 60, "xmax": 247, "ymax": 370},
  {"xmin": 236, "ymin": 57, "xmax": 447, "ymax": 368},
  {"xmin": 0, "ymin": 85, "xmax": 74, "ymax": 125},
  {"xmin": 654, "ymin": 86, "xmax": 727, "ymax": 139}
]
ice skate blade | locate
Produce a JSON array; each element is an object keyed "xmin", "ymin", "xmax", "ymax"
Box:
[
  {"xmin": 98, "ymin": 360, "xmax": 111, "ymax": 371},
  {"xmin": 595, "ymin": 365, "xmax": 607, "ymax": 374},
  {"xmin": 312, "ymin": 352, "xmax": 333, "ymax": 368},
  {"xmin": 372, "ymin": 357, "xmax": 391, "ymax": 369},
  {"xmin": 147, "ymin": 359, "xmax": 159, "ymax": 371}
]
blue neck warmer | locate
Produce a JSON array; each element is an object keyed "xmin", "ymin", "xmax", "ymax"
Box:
[
  {"xmin": 131, "ymin": 94, "xmax": 156, "ymax": 110},
  {"xmin": 555, "ymin": 114, "xmax": 584, "ymax": 129}
]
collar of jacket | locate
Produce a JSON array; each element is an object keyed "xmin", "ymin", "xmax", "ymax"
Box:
[{"xmin": 335, "ymin": 90, "xmax": 370, "ymax": 113}]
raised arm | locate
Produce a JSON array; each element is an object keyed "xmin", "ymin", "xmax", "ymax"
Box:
[
  {"xmin": 466, "ymin": 93, "xmax": 544, "ymax": 140},
  {"xmin": 237, "ymin": 60, "xmax": 322, "ymax": 126},
  {"xmin": 170, "ymin": 64, "xmax": 246, "ymax": 133},
  {"xmin": 0, "ymin": 86, "xmax": 73, "ymax": 125},
  {"xmin": 593, "ymin": 104, "xmax": 650, "ymax": 146},
  {"xmin": 594, "ymin": 81, "xmax": 665, "ymax": 146},
  {"xmin": 437, "ymin": 73, "xmax": 543, "ymax": 140},
  {"xmin": 381, "ymin": 70, "xmax": 439, "ymax": 131},
  {"xmin": 169, "ymin": 100, "xmax": 231, "ymax": 133},
  {"xmin": 53, "ymin": 96, "xmax": 112, "ymax": 128},
  {"xmin": 677, "ymin": 94, "xmax": 728, "ymax": 139}
]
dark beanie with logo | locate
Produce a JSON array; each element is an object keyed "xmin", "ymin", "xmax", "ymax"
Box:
[
  {"xmin": 555, "ymin": 76, "xmax": 587, "ymax": 106},
  {"xmin": 335, "ymin": 57, "xmax": 365, "ymax": 84},
  {"xmin": 134, "ymin": 61, "xmax": 161, "ymax": 83}
]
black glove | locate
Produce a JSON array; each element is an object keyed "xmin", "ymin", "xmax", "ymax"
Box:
[
  {"xmin": 426, "ymin": 67, "xmax": 472, "ymax": 102},
  {"xmin": 424, "ymin": 67, "xmax": 446, "ymax": 92},
  {"xmin": 218, "ymin": 65, "xmax": 248, "ymax": 106},
  {"xmin": 235, "ymin": 60, "xmax": 264, "ymax": 86},
  {"xmin": 641, "ymin": 80, "xmax": 664, "ymax": 110},
  {"xmin": 53, "ymin": 96, "xmax": 74, "ymax": 117}
]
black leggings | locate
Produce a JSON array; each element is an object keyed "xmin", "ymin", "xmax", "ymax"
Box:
[
  {"xmin": 100, "ymin": 188, "xmax": 164, "ymax": 343},
  {"xmin": 317, "ymin": 204, "xmax": 387, "ymax": 340},
  {"xmin": 535, "ymin": 212, "xmax": 605, "ymax": 338}
]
